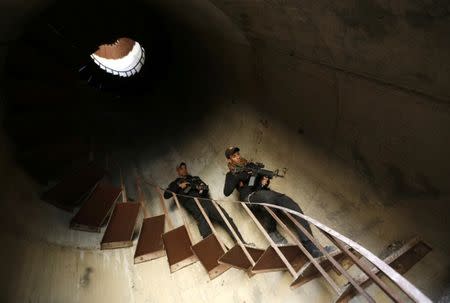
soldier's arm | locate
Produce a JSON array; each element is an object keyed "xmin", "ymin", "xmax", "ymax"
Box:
[
  {"xmin": 223, "ymin": 172, "xmax": 239, "ymax": 196},
  {"xmin": 163, "ymin": 180, "xmax": 180, "ymax": 199}
]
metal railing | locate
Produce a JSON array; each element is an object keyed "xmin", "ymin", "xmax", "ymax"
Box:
[
  {"xmin": 84, "ymin": 153, "xmax": 432, "ymax": 302},
  {"xmin": 139, "ymin": 176, "xmax": 432, "ymax": 303}
]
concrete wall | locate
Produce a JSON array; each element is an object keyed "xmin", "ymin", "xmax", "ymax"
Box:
[
  {"xmin": 0, "ymin": 0, "xmax": 449, "ymax": 302},
  {"xmin": 211, "ymin": 0, "xmax": 450, "ymax": 200}
]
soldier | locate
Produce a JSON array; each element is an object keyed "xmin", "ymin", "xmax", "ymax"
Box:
[
  {"xmin": 164, "ymin": 162, "xmax": 246, "ymax": 243},
  {"xmin": 223, "ymin": 147, "xmax": 324, "ymax": 257}
]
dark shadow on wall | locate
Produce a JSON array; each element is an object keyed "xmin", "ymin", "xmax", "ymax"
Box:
[
  {"xmin": 351, "ymin": 145, "xmax": 441, "ymax": 205},
  {"xmin": 330, "ymin": 0, "xmax": 398, "ymax": 40},
  {"xmin": 1, "ymin": 0, "xmax": 238, "ymax": 185},
  {"xmin": 384, "ymin": 164, "xmax": 441, "ymax": 201}
]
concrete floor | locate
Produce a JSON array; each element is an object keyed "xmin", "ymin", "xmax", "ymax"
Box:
[{"xmin": 0, "ymin": 0, "xmax": 449, "ymax": 302}]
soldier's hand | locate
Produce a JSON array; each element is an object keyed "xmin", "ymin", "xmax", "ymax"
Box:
[
  {"xmin": 179, "ymin": 182, "xmax": 189, "ymax": 189},
  {"xmin": 261, "ymin": 176, "xmax": 269, "ymax": 186}
]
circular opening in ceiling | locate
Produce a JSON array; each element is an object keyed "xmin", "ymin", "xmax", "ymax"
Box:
[{"xmin": 90, "ymin": 37, "xmax": 145, "ymax": 77}]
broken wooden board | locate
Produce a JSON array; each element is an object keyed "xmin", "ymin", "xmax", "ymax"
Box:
[
  {"xmin": 41, "ymin": 163, "xmax": 105, "ymax": 212},
  {"xmin": 191, "ymin": 234, "xmax": 231, "ymax": 279},
  {"xmin": 134, "ymin": 214, "xmax": 166, "ymax": 264},
  {"xmin": 70, "ymin": 182, "xmax": 121, "ymax": 232},
  {"xmin": 218, "ymin": 244, "xmax": 265, "ymax": 270},
  {"xmin": 334, "ymin": 238, "xmax": 432, "ymax": 303},
  {"xmin": 162, "ymin": 225, "xmax": 198, "ymax": 273},
  {"xmin": 252, "ymin": 245, "xmax": 308, "ymax": 274},
  {"xmin": 100, "ymin": 202, "xmax": 140, "ymax": 250},
  {"xmin": 290, "ymin": 249, "xmax": 348, "ymax": 289}
]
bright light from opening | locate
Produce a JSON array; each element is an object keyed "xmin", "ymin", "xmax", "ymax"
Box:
[{"xmin": 90, "ymin": 38, "xmax": 145, "ymax": 77}]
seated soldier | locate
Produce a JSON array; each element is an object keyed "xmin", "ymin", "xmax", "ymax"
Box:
[
  {"xmin": 164, "ymin": 162, "xmax": 246, "ymax": 243},
  {"xmin": 223, "ymin": 146, "xmax": 324, "ymax": 257}
]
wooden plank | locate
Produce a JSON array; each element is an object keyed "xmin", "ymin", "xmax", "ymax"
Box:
[
  {"xmin": 134, "ymin": 215, "xmax": 166, "ymax": 264},
  {"xmin": 191, "ymin": 234, "xmax": 231, "ymax": 279},
  {"xmin": 189, "ymin": 198, "xmax": 232, "ymax": 279},
  {"xmin": 264, "ymin": 206, "xmax": 341, "ymax": 294},
  {"xmin": 70, "ymin": 183, "xmax": 121, "ymax": 232},
  {"xmin": 218, "ymin": 245, "xmax": 265, "ymax": 270},
  {"xmin": 162, "ymin": 225, "xmax": 198, "ymax": 273},
  {"xmin": 290, "ymin": 250, "xmax": 348, "ymax": 289},
  {"xmin": 335, "ymin": 238, "xmax": 432, "ymax": 303},
  {"xmin": 325, "ymin": 234, "xmax": 402, "ymax": 302},
  {"xmin": 283, "ymin": 210, "xmax": 373, "ymax": 302},
  {"xmin": 257, "ymin": 203, "xmax": 432, "ymax": 303},
  {"xmin": 252, "ymin": 245, "xmax": 308, "ymax": 274},
  {"xmin": 101, "ymin": 202, "xmax": 140, "ymax": 250},
  {"xmin": 240, "ymin": 203, "xmax": 297, "ymax": 277},
  {"xmin": 193, "ymin": 198, "xmax": 227, "ymax": 252},
  {"xmin": 41, "ymin": 164, "xmax": 105, "ymax": 212},
  {"xmin": 211, "ymin": 199, "xmax": 263, "ymax": 274},
  {"xmin": 134, "ymin": 177, "xmax": 166, "ymax": 264}
]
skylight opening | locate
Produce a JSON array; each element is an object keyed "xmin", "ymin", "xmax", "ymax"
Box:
[{"xmin": 90, "ymin": 38, "xmax": 145, "ymax": 77}]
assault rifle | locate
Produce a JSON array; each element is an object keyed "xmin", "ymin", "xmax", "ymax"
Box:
[
  {"xmin": 177, "ymin": 176, "xmax": 209, "ymax": 194},
  {"xmin": 234, "ymin": 162, "xmax": 286, "ymax": 187}
]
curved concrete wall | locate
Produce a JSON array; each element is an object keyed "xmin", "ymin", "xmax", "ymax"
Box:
[{"xmin": 0, "ymin": 0, "xmax": 449, "ymax": 302}]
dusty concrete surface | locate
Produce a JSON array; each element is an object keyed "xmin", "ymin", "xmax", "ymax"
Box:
[{"xmin": 0, "ymin": 0, "xmax": 449, "ymax": 302}]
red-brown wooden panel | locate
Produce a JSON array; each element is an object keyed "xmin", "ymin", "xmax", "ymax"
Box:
[
  {"xmin": 70, "ymin": 182, "xmax": 121, "ymax": 232},
  {"xmin": 101, "ymin": 202, "xmax": 140, "ymax": 250}
]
